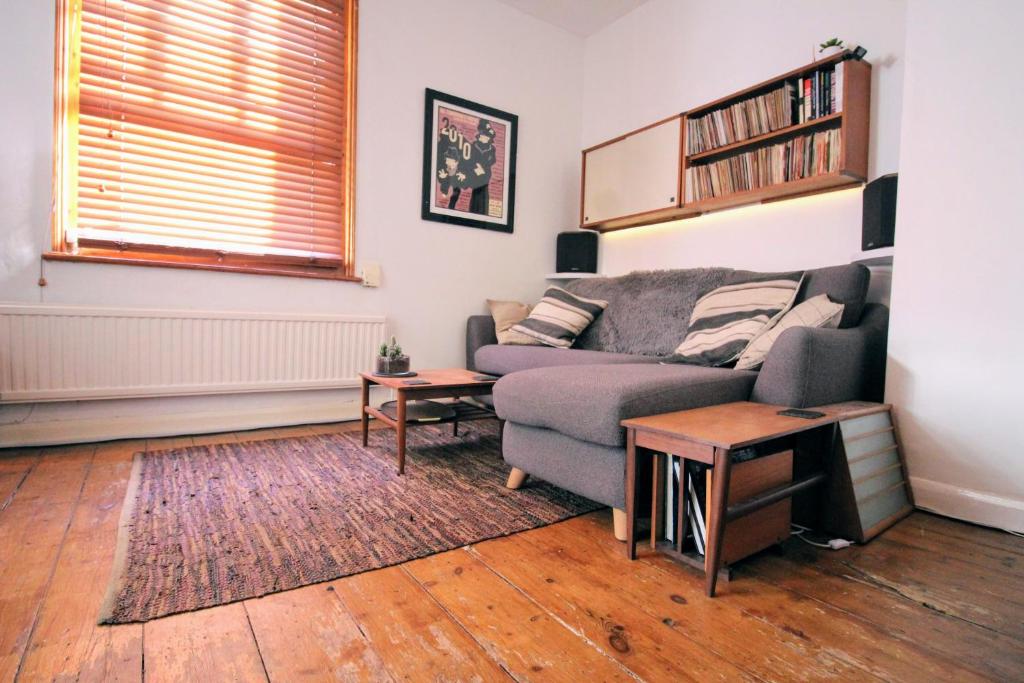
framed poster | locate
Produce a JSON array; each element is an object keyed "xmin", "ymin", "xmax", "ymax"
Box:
[{"xmin": 421, "ymin": 88, "xmax": 518, "ymax": 233}]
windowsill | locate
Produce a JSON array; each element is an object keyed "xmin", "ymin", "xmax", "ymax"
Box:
[{"xmin": 43, "ymin": 250, "xmax": 363, "ymax": 283}]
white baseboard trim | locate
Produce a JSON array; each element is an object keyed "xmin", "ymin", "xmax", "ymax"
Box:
[
  {"xmin": 909, "ymin": 476, "xmax": 1024, "ymax": 534},
  {"xmin": 0, "ymin": 396, "xmax": 382, "ymax": 448}
]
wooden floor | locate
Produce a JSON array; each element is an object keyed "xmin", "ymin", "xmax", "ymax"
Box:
[{"xmin": 1, "ymin": 422, "xmax": 1022, "ymax": 682}]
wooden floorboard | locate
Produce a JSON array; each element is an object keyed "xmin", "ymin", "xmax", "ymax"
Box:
[
  {"xmin": 0, "ymin": 449, "xmax": 42, "ymax": 515},
  {"xmin": 0, "ymin": 423, "xmax": 1021, "ymax": 682},
  {"xmin": 0, "ymin": 444, "xmax": 95, "ymax": 682},
  {"xmin": 745, "ymin": 547, "xmax": 1024, "ymax": 681},
  {"xmin": 835, "ymin": 535, "xmax": 1024, "ymax": 640},
  {"xmin": 333, "ymin": 566, "xmax": 510, "ymax": 682},
  {"xmin": 143, "ymin": 602, "xmax": 268, "ymax": 682},
  {"xmin": 244, "ymin": 582, "xmax": 393, "ymax": 681},
  {"xmin": 403, "ymin": 549, "xmax": 638, "ymax": 682},
  {"xmin": 579, "ymin": 513, "xmax": 995, "ymax": 682},
  {"xmin": 471, "ymin": 517, "xmax": 872, "ymax": 681},
  {"xmin": 14, "ymin": 441, "xmax": 143, "ymax": 683}
]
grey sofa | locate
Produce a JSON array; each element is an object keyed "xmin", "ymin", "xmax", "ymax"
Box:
[{"xmin": 466, "ymin": 265, "xmax": 888, "ymax": 536}]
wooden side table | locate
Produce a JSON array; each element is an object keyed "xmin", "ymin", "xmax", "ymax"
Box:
[
  {"xmin": 622, "ymin": 401, "xmax": 893, "ymax": 597},
  {"xmin": 360, "ymin": 369, "xmax": 498, "ymax": 474}
]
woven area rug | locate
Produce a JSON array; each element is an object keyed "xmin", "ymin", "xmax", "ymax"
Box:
[{"xmin": 99, "ymin": 421, "xmax": 601, "ymax": 624}]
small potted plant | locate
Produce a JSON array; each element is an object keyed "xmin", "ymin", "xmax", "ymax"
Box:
[
  {"xmin": 376, "ymin": 336, "xmax": 410, "ymax": 375},
  {"xmin": 818, "ymin": 38, "xmax": 845, "ymax": 57}
]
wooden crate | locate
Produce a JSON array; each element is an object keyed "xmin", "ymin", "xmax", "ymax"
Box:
[{"xmin": 706, "ymin": 449, "xmax": 793, "ymax": 565}]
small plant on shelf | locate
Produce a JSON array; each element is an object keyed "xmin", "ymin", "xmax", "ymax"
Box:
[
  {"xmin": 818, "ymin": 38, "xmax": 844, "ymax": 56},
  {"xmin": 376, "ymin": 336, "xmax": 410, "ymax": 375}
]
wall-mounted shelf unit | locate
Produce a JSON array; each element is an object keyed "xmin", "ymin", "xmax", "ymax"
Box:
[{"xmin": 580, "ymin": 51, "xmax": 871, "ymax": 232}]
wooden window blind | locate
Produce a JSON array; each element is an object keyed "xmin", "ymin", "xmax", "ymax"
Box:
[{"xmin": 52, "ymin": 0, "xmax": 358, "ymax": 279}]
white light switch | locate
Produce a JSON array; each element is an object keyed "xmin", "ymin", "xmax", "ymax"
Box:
[{"xmin": 361, "ymin": 262, "xmax": 381, "ymax": 287}]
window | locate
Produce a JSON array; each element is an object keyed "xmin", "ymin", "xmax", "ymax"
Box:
[{"xmin": 51, "ymin": 0, "xmax": 358, "ymax": 280}]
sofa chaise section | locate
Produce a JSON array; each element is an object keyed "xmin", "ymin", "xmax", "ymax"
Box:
[{"xmin": 493, "ymin": 364, "xmax": 758, "ymax": 448}]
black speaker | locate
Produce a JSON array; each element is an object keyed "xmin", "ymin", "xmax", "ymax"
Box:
[
  {"xmin": 556, "ymin": 231, "xmax": 598, "ymax": 274},
  {"xmin": 862, "ymin": 173, "xmax": 898, "ymax": 250}
]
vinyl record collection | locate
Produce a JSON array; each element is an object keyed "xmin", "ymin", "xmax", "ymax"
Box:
[
  {"xmin": 685, "ymin": 128, "xmax": 842, "ymax": 202},
  {"xmin": 686, "ymin": 63, "xmax": 845, "ymax": 155}
]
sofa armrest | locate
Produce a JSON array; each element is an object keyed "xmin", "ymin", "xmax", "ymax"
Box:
[
  {"xmin": 466, "ymin": 315, "xmax": 498, "ymax": 371},
  {"xmin": 751, "ymin": 304, "xmax": 889, "ymax": 407}
]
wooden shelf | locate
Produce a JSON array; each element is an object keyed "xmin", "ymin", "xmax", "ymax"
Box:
[
  {"xmin": 852, "ymin": 246, "xmax": 894, "ymax": 266},
  {"xmin": 684, "ymin": 172, "xmax": 863, "ymax": 214},
  {"xmin": 579, "ymin": 51, "xmax": 871, "ymax": 232},
  {"xmin": 687, "ymin": 113, "xmax": 842, "ymax": 162},
  {"xmin": 586, "ymin": 204, "xmax": 701, "ymax": 233},
  {"xmin": 545, "ymin": 272, "xmax": 605, "ymax": 280},
  {"xmin": 686, "ymin": 50, "xmax": 851, "ymax": 117}
]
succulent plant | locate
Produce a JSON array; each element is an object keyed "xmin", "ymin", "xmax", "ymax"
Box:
[
  {"xmin": 819, "ymin": 38, "xmax": 844, "ymax": 51},
  {"xmin": 379, "ymin": 336, "xmax": 405, "ymax": 360}
]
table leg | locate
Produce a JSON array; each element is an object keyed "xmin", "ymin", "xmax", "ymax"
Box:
[
  {"xmin": 625, "ymin": 429, "xmax": 639, "ymax": 560},
  {"xmin": 396, "ymin": 391, "xmax": 407, "ymax": 475},
  {"xmin": 360, "ymin": 376, "xmax": 370, "ymax": 447},
  {"xmin": 705, "ymin": 447, "xmax": 732, "ymax": 597},
  {"xmin": 651, "ymin": 452, "xmax": 665, "ymax": 549}
]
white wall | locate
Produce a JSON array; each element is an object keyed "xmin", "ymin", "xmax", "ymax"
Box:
[
  {"xmin": 582, "ymin": 0, "xmax": 907, "ymax": 275},
  {"xmin": 0, "ymin": 0, "xmax": 583, "ymax": 441},
  {"xmin": 886, "ymin": 0, "xmax": 1024, "ymax": 531}
]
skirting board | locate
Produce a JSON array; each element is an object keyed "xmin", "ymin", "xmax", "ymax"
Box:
[
  {"xmin": 0, "ymin": 391, "xmax": 389, "ymax": 448},
  {"xmin": 910, "ymin": 476, "xmax": 1024, "ymax": 534}
]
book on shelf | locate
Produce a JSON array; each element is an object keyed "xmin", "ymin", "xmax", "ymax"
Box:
[
  {"xmin": 684, "ymin": 128, "xmax": 842, "ymax": 202},
  {"xmin": 688, "ymin": 63, "xmax": 844, "ymax": 155},
  {"xmin": 686, "ymin": 81, "xmax": 796, "ymax": 154}
]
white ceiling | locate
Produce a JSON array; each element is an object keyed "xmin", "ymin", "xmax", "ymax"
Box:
[{"xmin": 495, "ymin": 0, "xmax": 651, "ymax": 37}]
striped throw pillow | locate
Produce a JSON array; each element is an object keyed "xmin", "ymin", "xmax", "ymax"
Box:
[
  {"xmin": 735, "ymin": 294, "xmax": 844, "ymax": 370},
  {"xmin": 511, "ymin": 287, "xmax": 608, "ymax": 348},
  {"xmin": 672, "ymin": 271, "xmax": 804, "ymax": 366}
]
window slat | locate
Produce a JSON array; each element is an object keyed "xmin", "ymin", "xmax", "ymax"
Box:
[
  {"xmin": 78, "ymin": 24, "xmax": 347, "ymax": 105},
  {"xmin": 79, "ymin": 60, "xmax": 347, "ymax": 130},
  {"xmin": 80, "ymin": 7, "xmax": 347, "ymax": 94}
]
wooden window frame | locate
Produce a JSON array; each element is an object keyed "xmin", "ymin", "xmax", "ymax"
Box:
[{"xmin": 47, "ymin": 0, "xmax": 360, "ymax": 282}]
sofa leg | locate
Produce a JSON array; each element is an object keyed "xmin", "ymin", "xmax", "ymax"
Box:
[
  {"xmin": 612, "ymin": 508, "xmax": 628, "ymax": 542},
  {"xmin": 506, "ymin": 467, "xmax": 529, "ymax": 490}
]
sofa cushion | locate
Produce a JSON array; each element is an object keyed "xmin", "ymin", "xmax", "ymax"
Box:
[
  {"xmin": 493, "ymin": 363, "xmax": 758, "ymax": 447},
  {"xmin": 474, "ymin": 345, "xmax": 660, "ymax": 377},
  {"xmin": 795, "ymin": 264, "xmax": 870, "ymax": 328},
  {"xmin": 672, "ymin": 270, "xmax": 804, "ymax": 366},
  {"xmin": 511, "ymin": 287, "xmax": 608, "ymax": 348},
  {"xmin": 736, "ymin": 294, "xmax": 844, "ymax": 370},
  {"xmin": 487, "ymin": 299, "xmax": 538, "ymax": 345}
]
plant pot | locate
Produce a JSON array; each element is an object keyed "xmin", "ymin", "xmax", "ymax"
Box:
[
  {"xmin": 819, "ymin": 45, "xmax": 843, "ymax": 58},
  {"xmin": 375, "ymin": 355, "xmax": 410, "ymax": 375}
]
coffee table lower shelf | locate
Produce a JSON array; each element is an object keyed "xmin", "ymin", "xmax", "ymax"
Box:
[{"xmin": 365, "ymin": 399, "xmax": 495, "ymax": 429}]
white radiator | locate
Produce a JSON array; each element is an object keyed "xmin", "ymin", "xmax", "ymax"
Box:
[{"xmin": 0, "ymin": 304, "xmax": 386, "ymax": 403}]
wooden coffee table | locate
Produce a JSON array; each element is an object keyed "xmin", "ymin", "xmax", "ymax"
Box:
[{"xmin": 360, "ymin": 369, "xmax": 499, "ymax": 474}]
